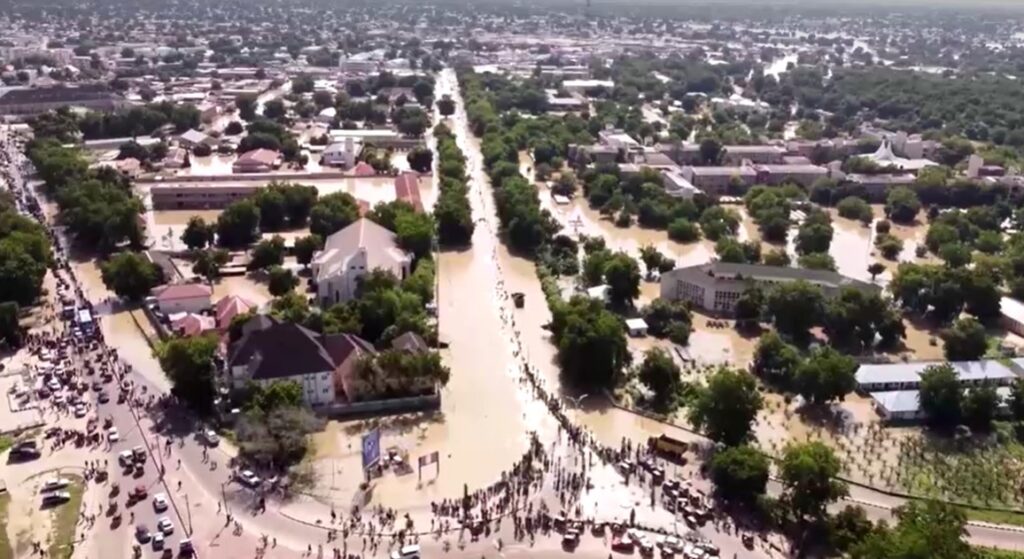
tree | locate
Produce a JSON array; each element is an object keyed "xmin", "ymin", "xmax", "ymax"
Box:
[
  {"xmin": 667, "ymin": 218, "xmax": 701, "ymax": 243},
  {"xmin": 867, "ymin": 262, "xmax": 885, "ymax": 281},
  {"xmin": 918, "ymin": 363, "xmax": 963, "ymax": 429},
  {"xmin": 156, "ymin": 334, "xmax": 219, "ymax": 414},
  {"xmin": 688, "ymin": 367, "xmax": 763, "ymax": 446},
  {"xmin": 795, "ymin": 214, "xmax": 834, "ymax": 255},
  {"xmin": 851, "ymin": 501, "xmax": 971, "ymax": 559},
  {"xmin": 394, "ymin": 212, "xmax": 435, "ymax": 260},
  {"xmin": 437, "ymin": 95, "xmax": 456, "ymax": 117},
  {"xmin": 734, "ymin": 286, "xmax": 765, "ymax": 325},
  {"xmin": 765, "ymin": 281, "xmax": 824, "ymax": 343},
  {"xmin": 941, "ymin": 317, "xmax": 987, "ymax": 361},
  {"xmin": 710, "ymin": 445, "xmax": 769, "ymax": 505},
  {"xmin": 798, "ymin": 252, "xmax": 837, "ymax": 271},
  {"xmin": 640, "ymin": 298, "xmax": 692, "ymax": 339},
  {"xmin": 639, "ymin": 245, "xmax": 666, "ymax": 278},
  {"xmin": 237, "ymin": 405, "xmax": 321, "ymax": 467},
  {"xmin": 406, "ymin": 147, "xmax": 433, "ymax": 173},
  {"xmin": 225, "ymin": 121, "xmax": 244, "ymax": 135},
  {"xmin": 236, "ymin": 94, "xmax": 258, "ymax": 121},
  {"xmin": 603, "ymin": 252, "xmax": 641, "ymax": 306},
  {"xmin": 794, "ymin": 347, "xmax": 857, "ymax": 405},
  {"xmin": 247, "ymin": 380, "xmax": 305, "ymax": 414},
  {"xmin": 248, "ymin": 236, "xmax": 287, "ymax": 270},
  {"xmin": 1009, "ymin": 378, "xmax": 1024, "ymax": 421},
  {"xmin": 637, "ymin": 348, "xmax": 682, "ymax": 412},
  {"xmin": 836, "ymin": 196, "xmax": 873, "ymax": 223},
  {"xmin": 0, "ymin": 240, "xmax": 48, "ymax": 306},
  {"xmin": 217, "ymin": 200, "xmax": 260, "ymax": 248},
  {"xmin": 181, "ymin": 216, "xmax": 213, "ymax": 250},
  {"xmin": 885, "ymin": 187, "xmax": 921, "ymax": 224},
  {"xmin": 192, "ymin": 248, "xmax": 228, "ymax": 281},
  {"xmin": 752, "ymin": 331, "xmax": 800, "ymax": 386},
  {"xmin": 267, "ymin": 266, "xmax": 299, "ymax": 297},
  {"xmin": 550, "ymin": 296, "xmax": 630, "ymax": 389},
  {"xmin": 829, "ymin": 506, "xmax": 876, "ymax": 554},
  {"xmin": 294, "ymin": 234, "xmax": 323, "ymax": 268},
  {"xmin": 100, "ymin": 251, "xmax": 164, "ymax": 301},
  {"xmin": 263, "ymin": 99, "xmax": 287, "ymax": 120},
  {"xmin": 962, "ymin": 383, "xmax": 1000, "ymax": 432},
  {"xmin": 699, "ymin": 138, "xmax": 723, "ymax": 164},
  {"xmin": 0, "ymin": 302, "xmax": 22, "ymax": 348},
  {"xmin": 779, "ymin": 441, "xmax": 848, "ymax": 522},
  {"xmin": 396, "ymin": 107, "xmax": 430, "ymax": 137},
  {"xmin": 310, "ymin": 192, "xmax": 360, "ymax": 238}
]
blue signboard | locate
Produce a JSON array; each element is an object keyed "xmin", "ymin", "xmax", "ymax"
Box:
[{"xmin": 361, "ymin": 429, "xmax": 381, "ymax": 470}]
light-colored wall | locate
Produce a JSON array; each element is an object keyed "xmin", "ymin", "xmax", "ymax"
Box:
[{"xmin": 158, "ymin": 296, "xmax": 211, "ymax": 315}]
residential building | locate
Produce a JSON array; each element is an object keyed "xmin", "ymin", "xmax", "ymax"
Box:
[
  {"xmin": 680, "ymin": 165, "xmax": 757, "ymax": 196},
  {"xmin": 720, "ymin": 145, "xmax": 786, "ymax": 165},
  {"xmin": 391, "ymin": 332, "xmax": 428, "ymax": 354},
  {"xmin": 0, "ymin": 84, "xmax": 125, "ymax": 116},
  {"xmin": 161, "ymin": 147, "xmax": 189, "ymax": 169},
  {"xmin": 660, "ymin": 262, "xmax": 877, "ymax": 315},
  {"xmin": 321, "ymin": 138, "xmax": 361, "ymax": 169},
  {"xmin": 311, "ymin": 218, "xmax": 413, "ymax": 306},
  {"xmin": 751, "ymin": 164, "xmax": 829, "ymax": 187},
  {"xmin": 1001, "ymin": 297, "xmax": 1024, "ymax": 337},
  {"xmin": 178, "ymin": 129, "xmax": 213, "ymax": 148},
  {"xmin": 151, "ymin": 283, "xmax": 213, "ymax": 314},
  {"xmin": 225, "ymin": 315, "xmax": 375, "ymax": 406},
  {"xmin": 214, "ymin": 295, "xmax": 257, "ymax": 331},
  {"xmin": 149, "ymin": 183, "xmax": 261, "ymax": 210},
  {"xmin": 232, "ymin": 149, "xmax": 282, "ymax": 173},
  {"xmin": 394, "ymin": 172, "xmax": 424, "ymax": 212},
  {"xmin": 660, "ymin": 168, "xmax": 700, "ymax": 199},
  {"xmin": 170, "ymin": 312, "xmax": 216, "ymax": 337}
]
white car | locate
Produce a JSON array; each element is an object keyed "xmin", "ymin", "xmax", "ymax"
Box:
[
  {"xmin": 157, "ymin": 517, "xmax": 174, "ymax": 535},
  {"xmin": 152, "ymin": 532, "xmax": 165, "ymax": 549},
  {"xmin": 46, "ymin": 379, "xmax": 60, "ymax": 391},
  {"xmin": 52, "ymin": 393, "xmax": 65, "ymax": 404},
  {"xmin": 73, "ymin": 404, "xmax": 87, "ymax": 418},
  {"xmin": 118, "ymin": 450, "xmax": 134, "ymax": 467},
  {"xmin": 153, "ymin": 493, "xmax": 168, "ymax": 512},
  {"xmin": 107, "ymin": 428, "xmax": 120, "ymax": 442},
  {"xmin": 237, "ymin": 470, "xmax": 260, "ymax": 487},
  {"xmin": 40, "ymin": 478, "xmax": 71, "ymax": 492},
  {"xmin": 390, "ymin": 544, "xmax": 421, "ymax": 559},
  {"xmin": 203, "ymin": 430, "xmax": 219, "ymax": 446}
]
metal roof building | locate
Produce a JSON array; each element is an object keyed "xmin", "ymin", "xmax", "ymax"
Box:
[{"xmin": 857, "ymin": 359, "xmax": 1023, "ymax": 392}]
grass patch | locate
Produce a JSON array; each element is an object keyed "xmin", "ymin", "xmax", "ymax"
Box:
[
  {"xmin": 47, "ymin": 475, "xmax": 84, "ymax": 559},
  {"xmin": 0, "ymin": 436, "xmax": 12, "ymax": 454},
  {"xmin": 964, "ymin": 507, "xmax": 1024, "ymax": 528},
  {"xmin": 0, "ymin": 491, "xmax": 12, "ymax": 559}
]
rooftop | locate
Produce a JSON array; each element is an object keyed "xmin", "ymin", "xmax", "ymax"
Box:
[{"xmin": 856, "ymin": 359, "xmax": 1024, "ymax": 388}]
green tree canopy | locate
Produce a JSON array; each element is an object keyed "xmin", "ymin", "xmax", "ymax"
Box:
[
  {"xmin": 688, "ymin": 367, "xmax": 763, "ymax": 446},
  {"xmin": 100, "ymin": 251, "xmax": 164, "ymax": 301}
]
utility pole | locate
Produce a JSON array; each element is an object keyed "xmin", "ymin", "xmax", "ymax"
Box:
[{"xmin": 184, "ymin": 493, "xmax": 193, "ymax": 535}]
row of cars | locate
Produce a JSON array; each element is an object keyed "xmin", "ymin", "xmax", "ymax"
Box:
[{"xmin": 39, "ymin": 476, "xmax": 75, "ymax": 507}]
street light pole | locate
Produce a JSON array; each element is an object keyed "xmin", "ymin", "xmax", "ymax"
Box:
[{"xmin": 184, "ymin": 493, "xmax": 193, "ymax": 535}]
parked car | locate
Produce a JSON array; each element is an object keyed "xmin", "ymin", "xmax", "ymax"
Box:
[
  {"xmin": 40, "ymin": 478, "xmax": 71, "ymax": 492},
  {"xmin": 135, "ymin": 524, "xmax": 151, "ymax": 543},
  {"xmin": 157, "ymin": 517, "xmax": 174, "ymax": 535},
  {"xmin": 202, "ymin": 430, "xmax": 219, "ymax": 446},
  {"xmin": 107, "ymin": 428, "xmax": 120, "ymax": 442},
  {"xmin": 41, "ymin": 491, "xmax": 71, "ymax": 506},
  {"xmin": 153, "ymin": 493, "xmax": 168, "ymax": 512},
  {"xmin": 119, "ymin": 450, "xmax": 134, "ymax": 467},
  {"xmin": 236, "ymin": 470, "xmax": 260, "ymax": 488},
  {"xmin": 390, "ymin": 544, "xmax": 421, "ymax": 559}
]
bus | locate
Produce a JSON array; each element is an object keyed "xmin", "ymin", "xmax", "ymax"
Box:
[{"xmin": 650, "ymin": 434, "xmax": 689, "ymax": 463}]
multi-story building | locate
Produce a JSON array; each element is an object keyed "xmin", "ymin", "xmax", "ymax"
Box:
[
  {"xmin": 660, "ymin": 262, "xmax": 877, "ymax": 315},
  {"xmin": 0, "ymin": 84, "xmax": 125, "ymax": 117}
]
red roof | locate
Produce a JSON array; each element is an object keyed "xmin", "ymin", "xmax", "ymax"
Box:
[
  {"xmin": 171, "ymin": 313, "xmax": 215, "ymax": 337},
  {"xmin": 214, "ymin": 295, "xmax": 256, "ymax": 330},
  {"xmin": 351, "ymin": 161, "xmax": 376, "ymax": 177},
  {"xmin": 394, "ymin": 171, "xmax": 423, "ymax": 213},
  {"xmin": 236, "ymin": 149, "xmax": 281, "ymax": 166},
  {"xmin": 152, "ymin": 283, "xmax": 213, "ymax": 302}
]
